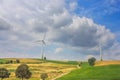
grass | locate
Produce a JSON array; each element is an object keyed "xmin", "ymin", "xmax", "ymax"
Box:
[
  {"xmin": 0, "ymin": 59, "xmax": 8, "ymax": 63},
  {"xmin": 56, "ymin": 64, "xmax": 120, "ymax": 80},
  {"xmin": 46, "ymin": 60, "xmax": 78, "ymax": 65}
]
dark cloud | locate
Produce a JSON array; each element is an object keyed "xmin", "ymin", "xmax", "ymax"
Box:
[
  {"xmin": 34, "ymin": 26, "xmax": 48, "ymax": 33},
  {"xmin": 52, "ymin": 11, "xmax": 72, "ymax": 28},
  {"xmin": 0, "ymin": 18, "xmax": 13, "ymax": 41},
  {"xmin": 53, "ymin": 29, "xmax": 98, "ymax": 47},
  {"xmin": 0, "ymin": 18, "xmax": 11, "ymax": 31},
  {"xmin": 50, "ymin": 17, "xmax": 114, "ymax": 48}
]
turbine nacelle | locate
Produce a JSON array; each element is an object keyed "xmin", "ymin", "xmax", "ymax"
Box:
[{"xmin": 36, "ymin": 40, "xmax": 46, "ymax": 45}]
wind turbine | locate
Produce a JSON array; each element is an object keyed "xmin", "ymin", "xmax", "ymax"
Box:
[
  {"xmin": 36, "ymin": 32, "xmax": 46, "ymax": 60},
  {"xmin": 99, "ymin": 41, "xmax": 103, "ymax": 61}
]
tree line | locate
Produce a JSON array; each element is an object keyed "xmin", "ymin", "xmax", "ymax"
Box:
[{"xmin": 0, "ymin": 59, "xmax": 20, "ymax": 64}]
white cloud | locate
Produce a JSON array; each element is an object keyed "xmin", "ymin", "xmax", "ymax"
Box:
[
  {"xmin": 0, "ymin": 0, "xmax": 119, "ymax": 60},
  {"xmin": 86, "ymin": 55, "xmax": 96, "ymax": 60},
  {"xmin": 103, "ymin": 41, "xmax": 120, "ymax": 60},
  {"xmin": 55, "ymin": 47, "xmax": 63, "ymax": 54},
  {"xmin": 49, "ymin": 16, "xmax": 115, "ymax": 49},
  {"xmin": 69, "ymin": 1, "xmax": 78, "ymax": 11}
]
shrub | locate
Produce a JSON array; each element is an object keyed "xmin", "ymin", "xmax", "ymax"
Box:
[
  {"xmin": 15, "ymin": 64, "xmax": 32, "ymax": 80},
  {"xmin": 0, "ymin": 68, "xmax": 10, "ymax": 80},
  {"xmin": 9, "ymin": 60, "xmax": 13, "ymax": 64},
  {"xmin": 78, "ymin": 61, "xmax": 82, "ymax": 67},
  {"xmin": 41, "ymin": 73, "xmax": 48, "ymax": 80},
  {"xmin": 0, "ymin": 62, "xmax": 3, "ymax": 64},
  {"xmin": 88, "ymin": 57, "xmax": 96, "ymax": 66}
]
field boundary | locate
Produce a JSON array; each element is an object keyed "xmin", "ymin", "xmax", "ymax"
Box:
[{"xmin": 52, "ymin": 71, "xmax": 71, "ymax": 80}]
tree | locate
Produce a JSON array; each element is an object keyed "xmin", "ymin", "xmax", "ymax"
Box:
[
  {"xmin": 0, "ymin": 68, "xmax": 10, "ymax": 80},
  {"xmin": 44, "ymin": 57, "xmax": 46, "ymax": 60},
  {"xmin": 16, "ymin": 59, "xmax": 20, "ymax": 63},
  {"xmin": 41, "ymin": 73, "xmax": 48, "ymax": 80},
  {"xmin": 15, "ymin": 64, "xmax": 32, "ymax": 80},
  {"xmin": 88, "ymin": 57, "xmax": 96, "ymax": 66},
  {"xmin": 78, "ymin": 61, "xmax": 82, "ymax": 67},
  {"xmin": 0, "ymin": 62, "xmax": 3, "ymax": 64},
  {"xmin": 9, "ymin": 60, "xmax": 13, "ymax": 64}
]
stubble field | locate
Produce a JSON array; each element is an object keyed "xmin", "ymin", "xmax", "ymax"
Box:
[{"xmin": 0, "ymin": 58, "xmax": 77, "ymax": 80}]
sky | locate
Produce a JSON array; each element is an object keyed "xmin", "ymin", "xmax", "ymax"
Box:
[{"xmin": 0, "ymin": 0, "xmax": 120, "ymax": 61}]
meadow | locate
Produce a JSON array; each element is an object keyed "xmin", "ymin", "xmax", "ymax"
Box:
[
  {"xmin": 0, "ymin": 58, "xmax": 77, "ymax": 80},
  {"xmin": 56, "ymin": 61, "xmax": 120, "ymax": 80}
]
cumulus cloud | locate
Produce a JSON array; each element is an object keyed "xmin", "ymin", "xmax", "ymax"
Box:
[
  {"xmin": 51, "ymin": 9, "xmax": 72, "ymax": 28},
  {"xmin": 86, "ymin": 55, "xmax": 95, "ymax": 60},
  {"xmin": 69, "ymin": 1, "xmax": 78, "ymax": 11},
  {"xmin": 0, "ymin": 18, "xmax": 13, "ymax": 41},
  {"xmin": 0, "ymin": 0, "xmax": 119, "ymax": 60},
  {"xmin": 50, "ymin": 16, "xmax": 115, "ymax": 48},
  {"xmin": 0, "ymin": 19, "xmax": 11, "ymax": 31},
  {"xmin": 103, "ymin": 41, "xmax": 120, "ymax": 60},
  {"xmin": 55, "ymin": 47, "xmax": 63, "ymax": 54}
]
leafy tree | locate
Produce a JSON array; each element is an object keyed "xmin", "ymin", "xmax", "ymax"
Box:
[
  {"xmin": 41, "ymin": 73, "xmax": 48, "ymax": 80},
  {"xmin": 9, "ymin": 60, "xmax": 13, "ymax": 64},
  {"xmin": 78, "ymin": 61, "xmax": 82, "ymax": 67},
  {"xmin": 5, "ymin": 60, "xmax": 13, "ymax": 64},
  {"xmin": 0, "ymin": 68, "xmax": 10, "ymax": 80},
  {"xmin": 15, "ymin": 64, "xmax": 32, "ymax": 80},
  {"xmin": 16, "ymin": 59, "xmax": 20, "ymax": 63},
  {"xmin": 0, "ymin": 62, "xmax": 3, "ymax": 64},
  {"xmin": 44, "ymin": 57, "xmax": 46, "ymax": 60},
  {"xmin": 88, "ymin": 57, "xmax": 96, "ymax": 66}
]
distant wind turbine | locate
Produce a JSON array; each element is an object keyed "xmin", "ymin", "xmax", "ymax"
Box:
[
  {"xmin": 99, "ymin": 41, "xmax": 103, "ymax": 61},
  {"xmin": 36, "ymin": 32, "xmax": 46, "ymax": 60}
]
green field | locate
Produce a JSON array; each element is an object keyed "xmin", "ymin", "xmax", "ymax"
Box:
[
  {"xmin": 0, "ymin": 59, "xmax": 9, "ymax": 63},
  {"xmin": 46, "ymin": 60, "xmax": 78, "ymax": 65},
  {"xmin": 56, "ymin": 64, "xmax": 120, "ymax": 80}
]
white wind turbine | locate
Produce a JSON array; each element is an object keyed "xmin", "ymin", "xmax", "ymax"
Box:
[
  {"xmin": 36, "ymin": 32, "xmax": 46, "ymax": 60},
  {"xmin": 99, "ymin": 41, "xmax": 103, "ymax": 61}
]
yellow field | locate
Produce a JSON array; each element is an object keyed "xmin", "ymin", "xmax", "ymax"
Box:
[
  {"xmin": 0, "ymin": 58, "xmax": 77, "ymax": 80},
  {"xmin": 2, "ymin": 58, "xmax": 42, "ymax": 63},
  {"xmin": 95, "ymin": 60, "xmax": 120, "ymax": 66}
]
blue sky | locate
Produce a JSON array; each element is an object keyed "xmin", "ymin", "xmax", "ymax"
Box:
[
  {"xmin": 75, "ymin": 0, "xmax": 120, "ymax": 31},
  {"xmin": 0, "ymin": 0, "xmax": 120, "ymax": 61}
]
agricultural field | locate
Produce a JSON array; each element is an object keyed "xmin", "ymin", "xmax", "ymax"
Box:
[
  {"xmin": 1, "ymin": 59, "xmax": 120, "ymax": 80},
  {"xmin": 0, "ymin": 58, "xmax": 77, "ymax": 80},
  {"xmin": 56, "ymin": 61, "xmax": 120, "ymax": 80},
  {"xmin": 0, "ymin": 59, "xmax": 8, "ymax": 64}
]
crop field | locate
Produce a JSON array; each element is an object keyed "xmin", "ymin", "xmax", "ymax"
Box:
[
  {"xmin": 95, "ymin": 60, "xmax": 120, "ymax": 66},
  {"xmin": 0, "ymin": 58, "xmax": 77, "ymax": 80}
]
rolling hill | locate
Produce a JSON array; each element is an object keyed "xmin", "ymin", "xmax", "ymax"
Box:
[{"xmin": 56, "ymin": 61, "xmax": 120, "ymax": 80}]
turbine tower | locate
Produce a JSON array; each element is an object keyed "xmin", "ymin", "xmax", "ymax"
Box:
[
  {"xmin": 99, "ymin": 41, "xmax": 103, "ymax": 61},
  {"xmin": 36, "ymin": 32, "xmax": 46, "ymax": 60}
]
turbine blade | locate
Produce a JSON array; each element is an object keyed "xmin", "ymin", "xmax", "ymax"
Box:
[
  {"xmin": 35, "ymin": 40, "xmax": 42, "ymax": 42},
  {"xmin": 42, "ymin": 40, "xmax": 46, "ymax": 45},
  {"xmin": 43, "ymin": 32, "xmax": 46, "ymax": 40}
]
